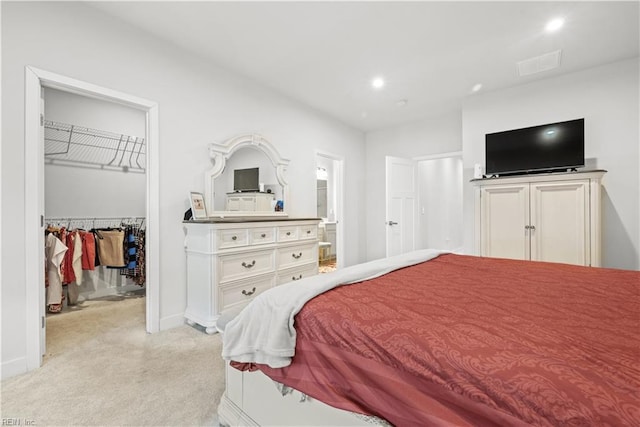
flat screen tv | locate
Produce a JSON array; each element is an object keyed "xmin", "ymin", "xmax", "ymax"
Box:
[
  {"xmin": 485, "ymin": 118, "xmax": 585, "ymax": 176},
  {"xmin": 233, "ymin": 167, "xmax": 260, "ymax": 192}
]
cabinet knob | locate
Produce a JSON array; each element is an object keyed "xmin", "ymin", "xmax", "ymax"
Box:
[
  {"xmin": 241, "ymin": 260, "xmax": 256, "ymax": 268},
  {"xmin": 292, "ymin": 252, "xmax": 303, "ymax": 259},
  {"xmin": 286, "ymin": 231, "xmax": 291, "ymax": 236},
  {"xmin": 261, "ymin": 233, "xmax": 266, "ymax": 238},
  {"xmin": 306, "ymin": 230, "xmax": 311, "ymax": 234},
  {"xmin": 242, "ymin": 287, "xmax": 256, "ymax": 296},
  {"xmin": 292, "ymin": 274, "xmax": 303, "ymax": 281},
  {"xmin": 232, "ymin": 235, "xmax": 237, "ymax": 241}
]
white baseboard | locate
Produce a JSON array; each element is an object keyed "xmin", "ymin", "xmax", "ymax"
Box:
[
  {"xmin": 1, "ymin": 357, "xmax": 27, "ymax": 380},
  {"xmin": 159, "ymin": 313, "xmax": 186, "ymax": 331}
]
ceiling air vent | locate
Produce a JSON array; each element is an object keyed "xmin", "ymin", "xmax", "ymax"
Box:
[{"xmin": 517, "ymin": 50, "xmax": 562, "ymax": 77}]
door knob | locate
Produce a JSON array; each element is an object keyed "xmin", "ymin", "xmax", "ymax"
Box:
[{"xmin": 387, "ymin": 221, "xmax": 398, "ymax": 226}]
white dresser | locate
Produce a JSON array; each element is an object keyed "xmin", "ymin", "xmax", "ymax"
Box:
[
  {"xmin": 184, "ymin": 218, "xmax": 321, "ymax": 333},
  {"xmin": 473, "ymin": 170, "xmax": 606, "ymax": 267}
]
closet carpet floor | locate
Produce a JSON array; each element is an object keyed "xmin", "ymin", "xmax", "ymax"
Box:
[{"xmin": 1, "ymin": 295, "xmax": 225, "ymax": 426}]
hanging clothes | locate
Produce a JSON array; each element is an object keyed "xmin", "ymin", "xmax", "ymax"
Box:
[
  {"xmin": 94, "ymin": 229, "xmax": 126, "ymax": 267},
  {"xmin": 72, "ymin": 231, "xmax": 83, "ymax": 285},
  {"xmin": 80, "ymin": 231, "xmax": 96, "ymax": 271},
  {"xmin": 119, "ymin": 224, "xmax": 146, "ymax": 286},
  {"xmin": 45, "ymin": 232, "xmax": 67, "ymax": 313}
]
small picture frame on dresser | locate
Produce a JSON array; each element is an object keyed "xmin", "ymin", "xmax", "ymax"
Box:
[{"xmin": 189, "ymin": 191, "xmax": 207, "ymax": 219}]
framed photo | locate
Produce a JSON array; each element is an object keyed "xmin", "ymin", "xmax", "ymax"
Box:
[{"xmin": 189, "ymin": 192, "xmax": 207, "ymax": 219}]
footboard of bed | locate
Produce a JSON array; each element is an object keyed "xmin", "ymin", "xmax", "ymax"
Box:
[{"xmin": 217, "ymin": 363, "xmax": 387, "ymax": 426}]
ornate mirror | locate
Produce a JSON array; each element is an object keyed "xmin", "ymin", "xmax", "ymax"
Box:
[{"xmin": 204, "ymin": 133, "xmax": 289, "ymax": 217}]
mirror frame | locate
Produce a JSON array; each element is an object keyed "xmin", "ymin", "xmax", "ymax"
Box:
[{"xmin": 205, "ymin": 133, "xmax": 290, "ymax": 217}]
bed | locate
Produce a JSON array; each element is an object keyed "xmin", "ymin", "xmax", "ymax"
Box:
[{"xmin": 218, "ymin": 250, "xmax": 640, "ymax": 426}]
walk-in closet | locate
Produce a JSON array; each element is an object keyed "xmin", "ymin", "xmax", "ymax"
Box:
[{"xmin": 42, "ymin": 88, "xmax": 147, "ymax": 357}]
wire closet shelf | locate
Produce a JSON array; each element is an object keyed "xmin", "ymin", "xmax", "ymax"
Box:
[
  {"xmin": 44, "ymin": 120, "xmax": 146, "ymax": 172},
  {"xmin": 45, "ymin": 216, "xmax": 146, "ymax": 230}
]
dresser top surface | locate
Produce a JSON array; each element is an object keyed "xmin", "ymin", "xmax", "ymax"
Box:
[{"xmin": 184, "ymin": 217, "xmax": 321, "ymax": 224}]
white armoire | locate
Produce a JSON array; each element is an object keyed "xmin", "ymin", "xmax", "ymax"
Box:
[{"xmin": 473, "ymin": 170, "xmax": 606, "ymax": 267}]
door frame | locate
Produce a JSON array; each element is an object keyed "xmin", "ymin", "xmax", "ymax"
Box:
[
  {"xmin": 315, "ymin": 150, "xmax": 344, "ymax": 269},
  {"xmin": 25, "ymin": 66, "xmax": 160, "ymax": 371},
  {"xmin": 385, "ymin": 156, "xmax": 418, "ymax": 257}
]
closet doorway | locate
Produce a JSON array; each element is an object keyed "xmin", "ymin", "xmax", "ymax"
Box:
[
  {"xmin": 316, "ymin": 151, "xmax": 344, "ymax": 272},
  {"xmin": 416, "ymin": 152, "xmax": 463, "ymax": 252},
  {"xmin": 25, "ymin": 67, "xmax": 159, "ymax": 371},
  {"xmin": 44, "ymin": 88, "xmax": 146, "ymax": 318}
]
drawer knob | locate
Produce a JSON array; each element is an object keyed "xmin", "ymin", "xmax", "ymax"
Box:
[
  {"xmin": 286, "ymin": 231, "xmax": 291, "ymax": 236},
  {"xmin": 306, "ymin": 230, "xmax": 311, "ymax": 234},
  {"xmin": 292, "ymin": 252, "xmax": 303, "ymax": 259},
  {"xmin": 241, "ymin": 260, "xmax": 256, "ymax": 268},
  {"xmin": 232, "ymin": 236, "xmax": 237, "ymax": 241},
  {"xmin": 242, "ymin": 287, "xmax": 257, "ymax": 296},
  {"xmin": 261, "ymin": 233, "xmax": 266, "ymax": 238},
  {"xmin": 292, "ymin": 274, "xmax": 303, "ymax": 281}
]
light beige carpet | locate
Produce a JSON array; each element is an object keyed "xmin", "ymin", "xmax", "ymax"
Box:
[{"xmin": 1, "ymin": 294, "xmax": 225, "ymax": 426}]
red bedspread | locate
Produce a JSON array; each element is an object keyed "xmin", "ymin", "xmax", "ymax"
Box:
[{"xmin": 247, "ymin": 254, "xmax": 640, "ymax": 426}]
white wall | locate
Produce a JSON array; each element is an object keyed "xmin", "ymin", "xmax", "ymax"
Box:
[
  {"xmin": 44, "ymin": 88, "xmax": 146, "ymax": 218},
  {"xmin": 365, "ymin": 110, "xmax": 462, "ymax": 261},
  {"xmin": 462, "ymin": 58, "xmax": 639, "ymax": 270},
  {"xmin": 1, "ymin": 2, "xmax": 366, "ymax": 378}
]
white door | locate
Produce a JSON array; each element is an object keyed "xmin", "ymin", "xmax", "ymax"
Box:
[
  {"xmin": 530, "ymin": 180, "xmax": 589, "ymax": 265},
  {"xmin": 480, "ymin": 184, "xmax": 530, "ymax": 260},
  {"xmin": 385, "ymin": 156, "xmax": 417, "ymax": 257}
]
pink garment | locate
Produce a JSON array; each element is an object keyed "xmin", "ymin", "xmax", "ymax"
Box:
[
  {"xmin": 80, "ymin": 231, "xmax": 95, "ymax": 271},
  {"xmin": 62, "ymin": 232, "xmax": 76, "ymax": 284}
]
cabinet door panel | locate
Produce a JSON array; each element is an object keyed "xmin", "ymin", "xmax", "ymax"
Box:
[
  {"xmin": 531, "ymin": 181, "xmax": 589, "ymax": 265},
  {"xmin": 480, "ymin": 184, "xmax": 529, "ymax": 260}
]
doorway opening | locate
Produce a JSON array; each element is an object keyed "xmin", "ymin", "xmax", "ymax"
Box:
[
  {"xmin": 417, "ymin": 153, "xmax": 463, "ymax": 252},
  {"xmin": 25, "ymin": 67, "xmax": 159, "ymax": 372},
  {"xmin": 43, "ymin": 88, "xmax": 147, "ymax": 357},
  {"xmin": 315, "ymin": 151, "xmax": 344, "ymax": 273}
]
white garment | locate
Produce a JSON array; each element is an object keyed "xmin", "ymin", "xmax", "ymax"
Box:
[
  {"xmin": 221, "ymin": 248, "xmax": 449, "ymax": 368},
  {"xmin": 72, "ymin": 231, "xmax": 83, "ymax": 285},
  {"xmin": 45, "ymin": 233, "xmax": 68, "ymax": 306}
]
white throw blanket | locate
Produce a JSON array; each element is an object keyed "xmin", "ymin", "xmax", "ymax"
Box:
[{"xmin": 221, "ymin": 249, "xmax": 449, "ymax": 368}]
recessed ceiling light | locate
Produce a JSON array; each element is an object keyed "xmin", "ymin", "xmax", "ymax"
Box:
[
  {"xmin": 545, "ymin": 18, "xmax": 564, "ymax": 32},
  {"xmin": 371, "ymin": 77, "xmax": 385, "ymax": 89},
  {"xmin": 472, "ymin": 83, "xmax": 483, "ymax": 93}
]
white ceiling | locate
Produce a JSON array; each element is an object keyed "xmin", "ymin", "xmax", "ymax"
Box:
[{"xmin": 90, "ymin": 1, "xmax": 639, "ymax": 132}]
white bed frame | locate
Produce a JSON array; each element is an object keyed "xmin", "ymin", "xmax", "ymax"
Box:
[{"xmin": 217, "ymin": 363, "xmax": 387, "ymax": 426}]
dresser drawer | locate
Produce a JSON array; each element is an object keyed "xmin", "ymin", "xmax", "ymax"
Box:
[
  {"xmin": 218, "ymin": 249, "xmax": 275, "ymax": 283},
  {"xmin": 218, "ymin": 229, "xmax": 249, "ymax": 249},
  {"xmin": 249, "ymin": 227, "xmax": 276, "ymax": 246},
  {"xmin": 219, "ymin": 274, "xmax": 275, "ymax": 312},
  {"xmin": 298, "ymin": 224, "xmax": 318, "ymax": 240},
  {"xmin": 276, "ymin": 264, "xmax": 318, "ymax": 286},
  {"xmin": 277, "ymin": 226, "xmax": 298, "ymax": 242},
  {"xmin": 277, "ymin": 243, "xmax": 317, "ymax": 270}
]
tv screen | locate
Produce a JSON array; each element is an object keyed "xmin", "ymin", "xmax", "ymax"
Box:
[
  {"xmin": 233, "ymin": 167, "xmax": 259, "ymax": 192},
  {"xmin": 485, "ymin": 119, "xmax": 585, "ymax": 176}
]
